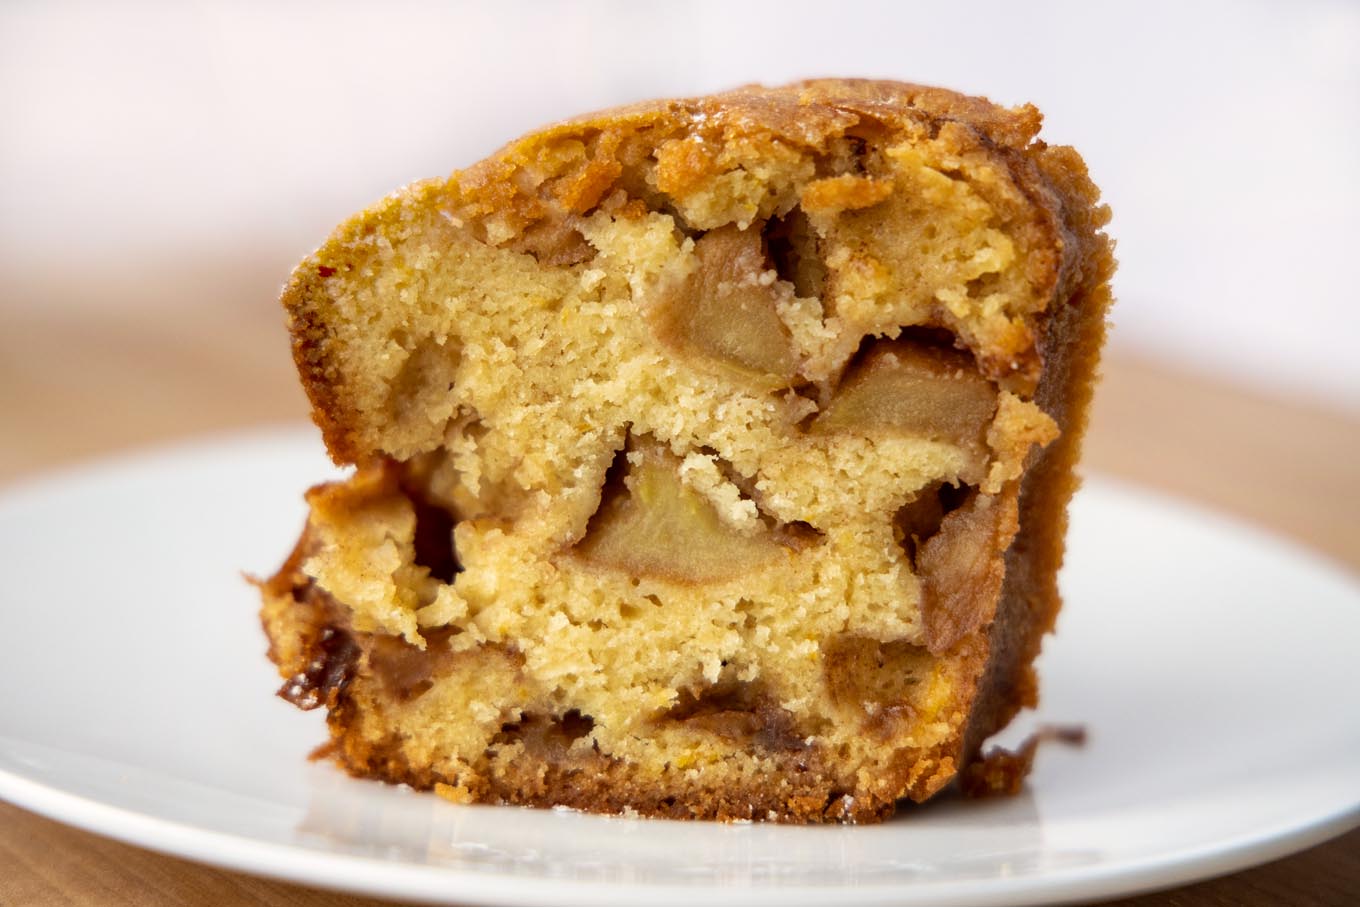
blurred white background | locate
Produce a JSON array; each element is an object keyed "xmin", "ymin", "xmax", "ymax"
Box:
[{"xmin": 2, "ymin": 0, "xmax": 1358, "ymax": 410}]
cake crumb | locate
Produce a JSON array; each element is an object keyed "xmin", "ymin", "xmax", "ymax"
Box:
[
  {"xmin": 434, "ymin": 781, "xmax": 475, "ymax": 804},
  {"xmin": 961, "ymin": 724, "xmax": 1088, "ymax": 798}
]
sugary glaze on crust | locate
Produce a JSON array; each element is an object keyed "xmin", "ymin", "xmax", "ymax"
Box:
[{"xmin": 261, "ymin": 79, "xmax": 1113, "ymax": 823}]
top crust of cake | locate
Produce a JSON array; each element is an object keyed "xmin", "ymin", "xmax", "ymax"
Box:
[{"xmin": 284, "ymin": 78, "xmax": 1108, "ymax": 467}]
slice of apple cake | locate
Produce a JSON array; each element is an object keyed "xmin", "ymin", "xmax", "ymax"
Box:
[{"xmin": 258, "ymin": 79, "xmax": 1113, "ymax": 823}]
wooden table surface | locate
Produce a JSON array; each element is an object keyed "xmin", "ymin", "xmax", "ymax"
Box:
[{"xmin": 1, "ymin": 262, "xmax": 1357, "ymax": 906}]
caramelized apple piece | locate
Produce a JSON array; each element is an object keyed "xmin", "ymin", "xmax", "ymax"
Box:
[
  {"xmin": 893, "ymin": 481, "xmax": 969, "ymax": 565},
  {"xmin": 365, "ymin": 626, "xmax": 460, "ymax": 701},
  {"xmin": 574, "ymin": 448, "xmax": 786, "ymax": 584},
  {"xmin": 507, "ymin": 216, "xmax": 595, "ymax": 266},
  {"xmin": 812, "ymin": 340, "xmax": 997, "ymax": 457},
  {"xmin": 823, "ymin": 634, "xmax": 935, "ymax": 739},
  {"xmin": 660, "ymin": 680, "xmax": 806, "ymax": 752},
  {"xmin": 651, "ymin": 225, "xmax": 799, "ymax": 389},
  {"xmin": 917, "ymin": 490, "xmax": 1017, "ymax": 654}
]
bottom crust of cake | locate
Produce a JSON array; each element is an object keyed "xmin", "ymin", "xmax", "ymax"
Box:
[{"xmin": 262, "ymin": 534, "xmax": 979, "ymax": 824}]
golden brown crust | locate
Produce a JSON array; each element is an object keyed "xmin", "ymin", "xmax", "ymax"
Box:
[
  {"xmin": 338, "ymin": 706, "xmax": 885, "ymax": 823},
  {"xmin": 283, "ymin": 278, "xmax": 360, "ymax": 464}
]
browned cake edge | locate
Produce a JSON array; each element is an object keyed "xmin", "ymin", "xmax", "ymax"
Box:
[{"xmin": 962, "ymin": 144, "xmax": 1114, "ymax": 763}]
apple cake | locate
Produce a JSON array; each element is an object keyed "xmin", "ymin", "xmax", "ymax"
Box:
[{"xmin": 258, "ymin": 79, "xmax": 1113, "ymax": 823}]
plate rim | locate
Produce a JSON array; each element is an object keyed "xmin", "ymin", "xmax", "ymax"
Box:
[{"xmin": 3, "ymin": 767, "xmax": 1357, "ymax": 907}]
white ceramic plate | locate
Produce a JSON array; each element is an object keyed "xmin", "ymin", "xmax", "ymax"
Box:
[{"xmin": 1, "ymin": 428, "xmax": 1357, "ymax": 906}]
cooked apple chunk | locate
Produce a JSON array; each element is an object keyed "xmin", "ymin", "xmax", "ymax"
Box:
[
  {"xmin": 649, "ymin": 225, "xmax": 800, "ymax": 390},
  {"xmin": 917, "ymin": 490, "xmax": 1018, "ymax": 653},
  {"xmin": 572, "ymin": 446, "xmax": 790, "ymax": 584},
  {"xmin": 813, "ymin": 340, "xmax": 998, "ymax": 459}
]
